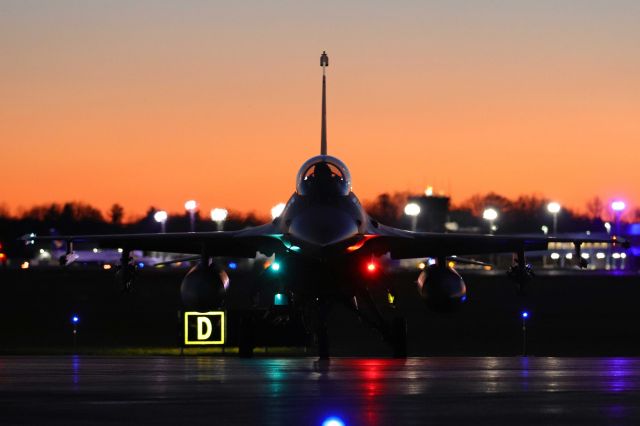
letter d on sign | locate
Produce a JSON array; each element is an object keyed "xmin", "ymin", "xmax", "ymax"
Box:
[
  {"xmin": 184, "ymin": 311, "xmax": 225, "ymax": 345},
  {"xmin": 197, "ymin": 317, "xmax": 213, "ymax": 340}
]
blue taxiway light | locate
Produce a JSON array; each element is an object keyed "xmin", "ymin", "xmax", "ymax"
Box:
[
  {"xmin": 138, "ymin": 262, "xmax": 145, "ymax": 268},
  {"xmin": 72, "ymin": 315, "xmax": 79, "ymax": 324},
  {"xmin": 522, "ymin": 311, "xmax": 529, "ymax": 319},
  {"xmin": 227, "ymin": 262, "xmax": 238, "ymax": 270},
  {"xmin": 322, "ymin": 417, "xmax": 345, "ymax": 426}
]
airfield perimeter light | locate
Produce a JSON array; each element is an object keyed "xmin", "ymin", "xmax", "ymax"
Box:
[
  {"xmin": 404, "ymin": 203, "xmax": 421, "ymax": 217},
  {"xmin": 154, "ymin": 210, "xmax": 168, "ymax": 233},
  {"xmin": 611, "ymin": 200, "xmax": 626, "ymax": 235},
  {"xmin": 210, "ymin": 208, "xmax": 228, "ymax": 231},
  {"xmin": 271, "ymin": 203, "xmax": 286, "ymax": 219},
  {"xmin": 547, "ymin": 202, "xmax": 561, "ymax": 234},
  {"xmin": 611, "ymin": 200, "xmax": 626, "ymax": 212},
  {"xmin": 547, "ymin": 202, "xmax": 561, "ymax": 214},
  {"xmin": 404, "ymin": 202, "xmax": 421, "ymax": 231},
  {"xmin": 154, "ymin": 210, "xmax": 168, "ymax": 223},
  {"xmin": 482, "ymin": 208, "xmax": 498, "ymax": 221},
  {"xmin": 482, "ymin": 208, "xmax": 498, "ymax": 234},
  {"xmin": 185, "ymin": 200, "xmax": 198, "ymax": 232},
  {"xmin": 210, "ymin": 208, "xmax": 228, "ymax": 222}
]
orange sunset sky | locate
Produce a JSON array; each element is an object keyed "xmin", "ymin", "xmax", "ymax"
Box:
[{"xmin": 1, "ymin": 1, "xmax": 639, "ymax": 221}]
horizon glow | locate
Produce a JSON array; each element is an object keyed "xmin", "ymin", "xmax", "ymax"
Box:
[{"xmin": 1, "ymin": 2, "xmax": 639, "ymax": 217}]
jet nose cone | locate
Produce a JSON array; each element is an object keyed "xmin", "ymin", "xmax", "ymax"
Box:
[{"xmin": 289, "ymin": 207, "xmax": 359, "ymax": 246}]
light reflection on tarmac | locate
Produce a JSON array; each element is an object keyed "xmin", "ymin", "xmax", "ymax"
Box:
[{"xmin": 1, "ymin": 357, "xmax": 640, "ymax": 425}]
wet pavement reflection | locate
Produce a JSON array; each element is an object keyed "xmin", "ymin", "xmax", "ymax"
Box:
[{"xmin": 1, "ymin": 356, "xmax": 640, "ymax": 425}]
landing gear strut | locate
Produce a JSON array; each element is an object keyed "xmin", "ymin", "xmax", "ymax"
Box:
[
  {"xmin": 342, "ymin": 290, "xmax": 408, "ymax": 358},
  {"xmin": 317, "ymin": 299, "xmax": 331, "ymax": 360}
]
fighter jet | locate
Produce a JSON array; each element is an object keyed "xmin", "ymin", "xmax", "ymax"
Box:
[{"xmin": 25, "ymin": 52, "xmax": 626, "ymax": 358}]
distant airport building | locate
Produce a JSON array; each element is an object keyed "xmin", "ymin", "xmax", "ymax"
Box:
[{"xmin": 404, "ymin": 191, "xmax": 450, "ymax": 233}]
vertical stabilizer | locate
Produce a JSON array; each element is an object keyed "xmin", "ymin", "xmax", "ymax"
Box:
[{"xmin": 320, "ymin": 51, "xmax": 329, "ymax": 155}]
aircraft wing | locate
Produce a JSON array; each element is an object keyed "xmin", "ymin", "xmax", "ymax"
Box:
[
  {"xmin": 23, "ymin": 223, "xmax": 285, "ymax": 258},
  {"xmin": 365, "ymin": 223, "xmax": 626, "ymax": 259}
]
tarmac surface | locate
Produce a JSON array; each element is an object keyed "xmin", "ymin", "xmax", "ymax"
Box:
[{"xmin": 2, "ymin": 357, "xmax": 640, "ymax": 425}]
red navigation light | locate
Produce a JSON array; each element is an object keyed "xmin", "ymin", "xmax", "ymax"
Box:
[{"xmin": 366, "ymin": 261, "xmax": 377, "ymax": 273}]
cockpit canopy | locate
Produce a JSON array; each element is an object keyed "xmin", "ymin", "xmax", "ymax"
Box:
[{"xmin": 296, "ymin": 155, "xmax": 352, "ymax": 197}]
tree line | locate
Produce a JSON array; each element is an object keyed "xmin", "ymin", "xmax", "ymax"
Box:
[{"xmin": 0, "ymin": 194, "xmax": 636, "ymax": 255}]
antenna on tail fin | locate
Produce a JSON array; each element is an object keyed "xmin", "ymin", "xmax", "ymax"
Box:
[{"xmin": 320, "ymin": 51, "xmax": 329, "ymax": 155}]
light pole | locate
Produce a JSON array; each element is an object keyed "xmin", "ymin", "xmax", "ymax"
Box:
[
  {"xmin": 211, "ymin": 208, "xmax": 228, "ymax": 231},
  {"xmin": 482, "ymin": 208, "xmax": 498, "ymax": 234},
  {"xmin": 271, "ymin": 203, "xmax": 286, "ymax": 220},
  {"xmin": 521, "ymin": 311, "xmax": 529, "ymax": 356},
  {"xmin": 71, "ymin": 314, "xmax": 79, "ymax": 351},
  {"xmin": 604, "ymin": 221, "xmax": 612, "ymax": 270},
  {"xmin": 611, "ymin": 200, "xmax": 626, "ymax": 235},
  {"xmin": 404, "ymin": 202, "xmax": 421, "ymax": 232},
  {"xmin": 153, "ymin": 210, "xmax": 168, "ymax": 233},
  {"xmin": 184, "ymin": 200, "xmax": 198, "ymax": 232},
  {"xmin": 547, "ymin": 202, "xmax": 561, "ymax": 235}
]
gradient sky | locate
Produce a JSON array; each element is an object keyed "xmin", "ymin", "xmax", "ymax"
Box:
[{"xmin": 1, "ymin": 1, "xmax": 639, "ymax": 220}]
